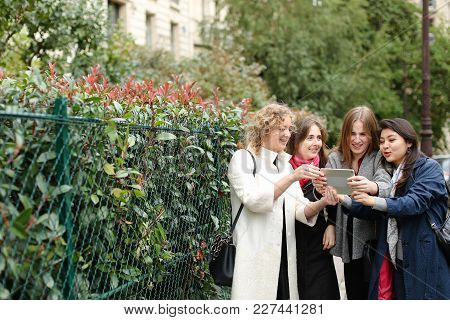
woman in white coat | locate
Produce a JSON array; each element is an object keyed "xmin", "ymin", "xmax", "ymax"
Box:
[{"xmin": 228, "ymin": 104, "xmax": 339, "ymax": 300}]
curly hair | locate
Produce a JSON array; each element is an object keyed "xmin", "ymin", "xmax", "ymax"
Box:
[{"xmin": 245, "ymin": 103, "xmax": 293, "ymax": 154}]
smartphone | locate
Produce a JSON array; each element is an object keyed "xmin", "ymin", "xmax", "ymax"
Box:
[{"xmin": 322, "ymin": 168, "xmax": 355, "ymax": 195}]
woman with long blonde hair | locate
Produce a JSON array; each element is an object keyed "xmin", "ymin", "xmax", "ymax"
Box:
[{"xmin": 315, "ymin": 106, "xmax": 392, "ymax": 299}]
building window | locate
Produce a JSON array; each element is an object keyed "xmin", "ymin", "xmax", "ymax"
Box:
[
  {"xmin": 420, "ymin": 0, "xmax": 436, "ymax": 9},
  {"xmin": 108, "ymin": 0, "xmax": 125, "ymax": 29},
  {"xmin": 146, "ymin": 13, "xmax": 155, "ymax": 48},
  {"xmin": 170, "ymin": 22, "xmax": 179, "ymax": 57}
]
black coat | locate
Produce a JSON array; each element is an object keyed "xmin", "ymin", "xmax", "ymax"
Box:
[{"xmin": 296, "ymin": 180, "xmax": 340, "ymax": 299}]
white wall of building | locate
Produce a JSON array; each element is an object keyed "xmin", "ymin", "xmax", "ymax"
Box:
[
  {"xmin": 106, "ymin": 0, "xmax": 219, "ymax": 58},
  {"xmin": 409, "ymin": 0, "xmax": 450, "ymax": 30}
]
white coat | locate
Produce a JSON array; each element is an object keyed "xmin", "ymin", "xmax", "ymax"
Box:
[{"xmin": 227, "ymin": 147, "xmax": 317, "ymax": 300}]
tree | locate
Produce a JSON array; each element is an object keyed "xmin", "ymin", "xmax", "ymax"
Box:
[
  {"xmin": 220, "ymin": 0, "xmax": 448, "ymax": 146},
  {"xmin": 0, "ymin": 0, "xmax": 105, "ymax": 73},
  {"xmin": 364, "ymin": 0, "xmax": 449, "ymax": 149}
]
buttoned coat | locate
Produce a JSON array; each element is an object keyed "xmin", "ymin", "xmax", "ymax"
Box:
[
  {"xmin": 228, "ymin": 147, "xmax": 317, "ymax": 300},
  {"xmin": 327, "ymin": 150, "xmax": 392, "ymax": 262}
]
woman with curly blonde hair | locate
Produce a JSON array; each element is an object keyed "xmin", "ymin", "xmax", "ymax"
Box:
[{"xmin": 228, "ymin": 103, "xmax": 339, "ymax": 299}]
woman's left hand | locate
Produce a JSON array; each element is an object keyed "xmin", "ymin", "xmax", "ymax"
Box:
[
  {"xmin": 352, "ymin": 191, "xmax": 375, "ymax": 207},
  {"xmin": 323, "ymin": 186, "xmax": 339, "ymax": 206},
  {"xmin": 347, "ymin": 176, "xmax": 378, "ymax": 195},
  {"xmin": 322, "ymin": 225, "xmax": 336, "ymax": 250}
]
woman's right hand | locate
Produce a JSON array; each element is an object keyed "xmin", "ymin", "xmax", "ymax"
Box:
[{"xmin": 291, "ymin": 164, "xmax": 323, "ymax": 182}]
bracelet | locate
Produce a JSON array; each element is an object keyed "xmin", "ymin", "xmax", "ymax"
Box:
[{"xmin": 312, "ymin": 187, "xmax": 321, "ymax": 201}]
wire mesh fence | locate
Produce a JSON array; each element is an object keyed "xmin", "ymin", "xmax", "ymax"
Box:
[{"xmin": 0, "ymin": 98, "xmax": 231, "ymax": 299}]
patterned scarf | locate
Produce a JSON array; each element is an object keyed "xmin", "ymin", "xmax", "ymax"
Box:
[
  {"xmin": 387, "ymin": 164, "xmax": 403, "ymax": 264},
  {"xmin": 289, "ymin": 154, "xmax": 320, "ymax": 188}
]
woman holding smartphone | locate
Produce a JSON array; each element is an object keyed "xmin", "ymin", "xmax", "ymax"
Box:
[
  {"xmin": 315, "ymin": 106, "xmax": 392, "ymax": 299},
  {"xmin": 340, "ymin": 118, "xmax": 449, "ymax": 299}
]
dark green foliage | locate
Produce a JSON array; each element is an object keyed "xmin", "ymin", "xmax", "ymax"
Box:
[{"xmin": 0, "ymin": 68, "xmax": 244, "ymax": 299}]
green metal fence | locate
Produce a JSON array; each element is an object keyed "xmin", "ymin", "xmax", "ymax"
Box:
[{"xmin": 0, "ymin": 98, "xmax": 230, "ymax": 299}]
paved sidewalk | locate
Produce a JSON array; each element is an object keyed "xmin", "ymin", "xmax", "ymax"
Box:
[{"xmin": 333, "ymin": 256, "xmax": 347, "ymax": 300}]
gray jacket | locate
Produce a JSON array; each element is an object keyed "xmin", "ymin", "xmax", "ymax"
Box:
[{"xmin": 326, "ymin": 150, "xmax": 392, "ymax": 262}]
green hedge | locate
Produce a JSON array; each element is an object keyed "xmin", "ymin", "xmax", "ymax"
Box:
[{"xmin": 0, "ymin": 66, "xmax": 247, "ymax": 299}]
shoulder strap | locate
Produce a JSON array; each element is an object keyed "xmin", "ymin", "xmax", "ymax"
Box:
[
  {"xmin": 423, "ymin": 158, "xmax": 450, "ymax": 229},
  {"xmin": 230, "ymin": 150, "xmax": 256, "ymax": 235}
]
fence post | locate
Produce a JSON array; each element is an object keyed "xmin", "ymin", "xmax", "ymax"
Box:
[{"xmin": 54, "ymin": 97, "xmax": 75, "ymax": 299}]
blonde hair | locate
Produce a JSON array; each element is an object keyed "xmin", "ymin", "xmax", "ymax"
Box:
[
  {"xmin": 245, "ymin": 103, "xmax": 293, "ymax": 154},
  {"xmin": 336, "ymin": 106, "xmax": 379, "ymax": 166}
]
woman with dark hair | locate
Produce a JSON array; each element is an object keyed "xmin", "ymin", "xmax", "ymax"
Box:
[
  {"xmin": 340, "ymin": 118, "xmax": 450, "ymax": 299},
  {"xmin": 287, "ymin": 115, "xmax": 340, "ymax": 299},
  {"xmin": 315, "ymin": 106, "xmax": 392, "ymax": 299}
]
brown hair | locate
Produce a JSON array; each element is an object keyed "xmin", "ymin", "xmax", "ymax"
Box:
[
  {"xmin": 379, "ymin": 118, "xmax": 421, "ymax": 195},
  {"xmin": 245, "ymin": 103, "xmax": 293, "ymax": 154},
  {"xmin": 287, "ymin": 115, "xmax": 328, "ymax": 168},
  {"xmin": 336, "ymin": 106, "xmax": 379, "ymax": 166}
]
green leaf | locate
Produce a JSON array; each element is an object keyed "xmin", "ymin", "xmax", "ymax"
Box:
[
  {"xmin": 36, "ymin": 173, "xmax": 48, "ymax": 194},
  {"xmin": 156, "ymin": 132, "xmax": 177, "ymax": 141},
  {"xmin": 110, "ymin": 273, "xmax": 119, "ymax": 289},
  {"xmin": 0, "ymin": 286, "xmax": 10, "ymax": 299},
  {"xmin": 121, "ymin": 267, "xmax": 141, "ymax": 277},
  {"xmin": 4, "ymin": 169, "xmax": 15, "ymax": 178},
  {"xmin": 103, "ymin": 163, "xmax": 115, "ymax": 175},
  {"xmin": 206, "ymin": 151, "xmax": 214, "ymax": 162},
  {"xmin": 91, "ymin": 194, "xmax": 99, "ymax": 204},
  {"xmin": 19, "ymin": 194, "xmax": 33, "ymax": 209},
  {"xmin": 133, "ymin": 189, "xmax": 145, "ymax": 197},
  {"xmin": 37, "ymin": 151, "xmax": 57, "ymax": 163},
  {"xmin": 115, "ymin": 170, "xmax": 128, "ymax": 178},
  {"xmin": 127, "ymin": 135, "xmax": 136, "ymax": 147},
  {"xmin": 185, "ymin": 145, "xmax": 205, "ymax": 154},
  {"xmin": 43, "ymin": 273, "xmax": 55, "ymax": 288},
  {"xmin": 52, "ymin": 185, "xmax": 72, "ymax": 196},
  {"xmin": 113, "ymin": 101, "xmax": 123, "ymax": 113},
  {"xmin": 112, "ymin": 188, "xmax": 123, "ymax": 198},
  {"xmin": 0, "ymin": 255, "xmax": 5, "ymax": 272},
  {"xmin": 47, "ymin": 213, "xmax": 59, "ymax": 231},
  {"xmin": 211, "ymin": 215, "xmax": 219, "ymax": 231},
  {"xmin": 11, "ymin": 208, "xmax": 32, "ymax": 239}
]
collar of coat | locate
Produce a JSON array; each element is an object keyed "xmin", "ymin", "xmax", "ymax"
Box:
[{"xmin": 257, "ymin": 146, "xmax": 291, "ymax": 165}]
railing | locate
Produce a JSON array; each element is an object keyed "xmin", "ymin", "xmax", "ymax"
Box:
[{"xmin": 0, "ymin": 98, "xmax": 230, "ymax": 299}]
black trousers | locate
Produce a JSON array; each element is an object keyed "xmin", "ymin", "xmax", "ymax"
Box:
[
  {"xmin": 344, "ymin": 258, "xmax": 369, "ymax": 300},
  {"xmin": 394, "ymin": 259, "xmax": 406, "ymax": 299},
  {"xmin": 344, "ymin": 216, "xmax": 369, "ymax": 300},
  {"xmin": 277, "ymin": 202, "xmax": 290, "ymax": 300}
]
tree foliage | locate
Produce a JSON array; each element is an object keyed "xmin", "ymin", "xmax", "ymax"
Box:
[
  {"xmin": 221, "ymin": 0, "xmax": 449, "ymax": 148},
  {"xmin": 0, "ymin": 0, "xmax": 105, "ymax": 72}
]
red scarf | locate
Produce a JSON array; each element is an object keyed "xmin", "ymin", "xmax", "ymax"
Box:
[{"xmin": 289, "ymin": 154, "xmax": 320, "ymax": 188}]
